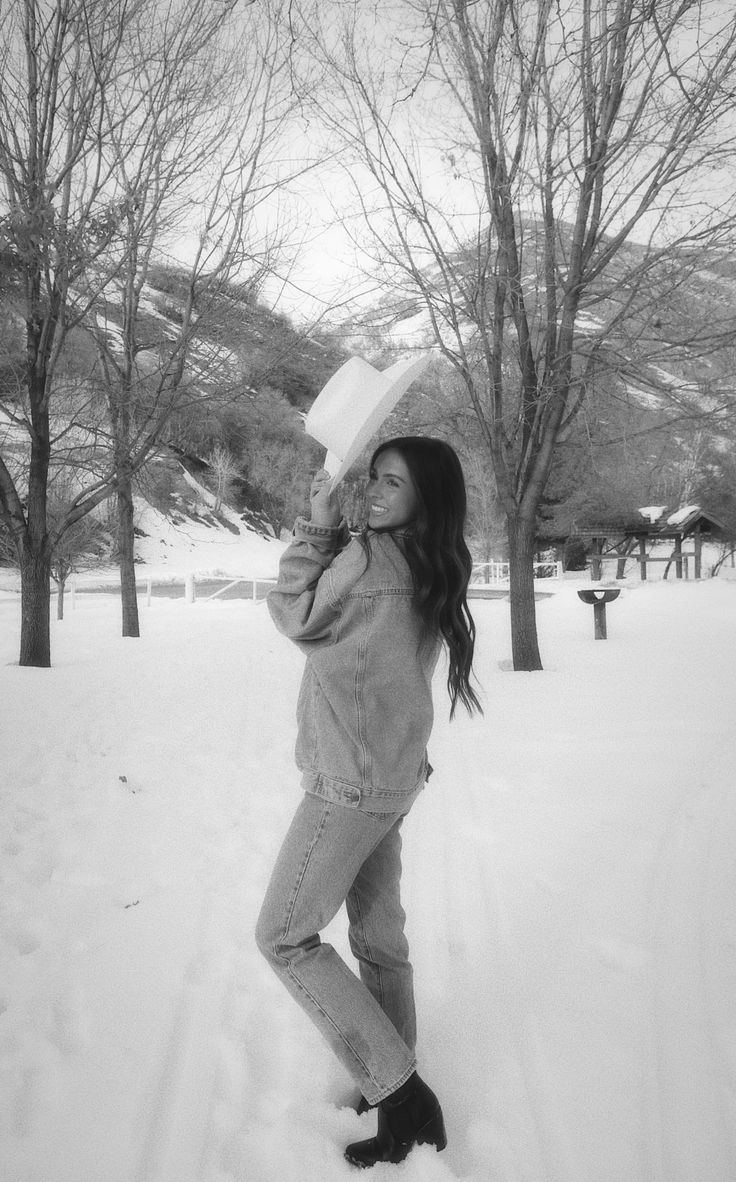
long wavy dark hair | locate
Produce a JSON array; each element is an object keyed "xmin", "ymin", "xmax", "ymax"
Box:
[{"xmin": 367, "ymin": 436, "xmax": 482, "ymax": 718}]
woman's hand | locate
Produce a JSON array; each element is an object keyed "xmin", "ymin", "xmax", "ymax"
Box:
[{"xmin": 309, "ymin": 469, "xmax": 342, "ymax": 528}]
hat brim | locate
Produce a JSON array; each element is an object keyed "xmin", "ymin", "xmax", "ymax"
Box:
[{"xmin": 305, "ymin": 354, "xmax": 432, "ymax": 489}]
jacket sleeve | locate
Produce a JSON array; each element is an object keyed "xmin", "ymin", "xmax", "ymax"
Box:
[{"xmin": 267, "ymin": 517, "xmax": 350, "ymax": 643}]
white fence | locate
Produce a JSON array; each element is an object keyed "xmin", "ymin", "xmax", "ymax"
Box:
[
  {"xmin": 182, "ymin": 575, "xmax": 277, "ymax": 604},
  {"xmin": 67, "ymin": 574, "xmax": 278, "ymax": 607},
  {"xmin": 60, "ymin": 563, "xmax": 565, "ymax": 608},
  {"xmin": 471, "ymin": 560, "xmax": 564, "ymax": 584}
]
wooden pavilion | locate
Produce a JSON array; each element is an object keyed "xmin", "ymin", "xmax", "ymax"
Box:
[{"xmin": 573, "ymin": 505, "xmax": 730, "ymax": 581}]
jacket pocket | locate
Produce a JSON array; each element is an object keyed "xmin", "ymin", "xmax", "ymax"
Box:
[{"xmin": 305, "ymin": 774, "xmax": 362, "ymax": 809}]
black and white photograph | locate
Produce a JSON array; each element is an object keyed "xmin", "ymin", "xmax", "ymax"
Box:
[{"xmin": 2, "ymin": 3, "xmax": 736, "ymax": 1180}]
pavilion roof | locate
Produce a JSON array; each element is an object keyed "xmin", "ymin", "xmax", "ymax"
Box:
[{"xmin": 572, "ymin": 505, "xmax": 729, "ymax": 539}]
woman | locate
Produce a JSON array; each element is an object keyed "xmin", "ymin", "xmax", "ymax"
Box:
[{"xmin": 256, "ymin": 436, "xmax": 481, "ymax": 1168}]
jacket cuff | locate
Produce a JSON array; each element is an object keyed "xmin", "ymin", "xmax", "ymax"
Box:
[{"xmin": 293, "ymin": 516, "xmax": 345, "ymax": 542}]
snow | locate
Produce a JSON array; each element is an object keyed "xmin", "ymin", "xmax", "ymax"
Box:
[
  {"xmin": 573, "ymin": 310, "xmax": 603, "ymax": 334},
  {"xmin": 622, "ymin": 381, "xmax": 664, "ymax": 409},
  {"xmin": 98, "ymin": 497, "xmax": 281, "ymax": 583},
  {"xmin": 0, "ymin": 407, "xmax": 29, "ymax": 448},
  {"xmin": 649, "ymin": 367, "xmax": 698, "ymax": 394},
  {"xmin": 638, "ymin": 505, "xmax": 667, "ymax": 523},
  {"xmin": 666, "ymin": 504, "xmax": 700, "ymax": 528},
  {"xmin": 2, "ymin": 569, "xmax": 736, "ymax": 1182}
]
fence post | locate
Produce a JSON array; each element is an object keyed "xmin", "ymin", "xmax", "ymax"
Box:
[{"xmin": 639, "ymin": 536, "xmax": 648, "ymax": 580}]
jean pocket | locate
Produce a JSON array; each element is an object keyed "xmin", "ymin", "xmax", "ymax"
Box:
[{"xmin": 360, "ymin": 784, "xmax": 423, "ymax": 820}]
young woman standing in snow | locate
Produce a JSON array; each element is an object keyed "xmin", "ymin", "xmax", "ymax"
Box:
[{"xmin": 256, "ymin": 436, "xmax": 481, "ymax": 1168}]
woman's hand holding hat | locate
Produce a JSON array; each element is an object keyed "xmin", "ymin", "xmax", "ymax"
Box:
[{"xmin": 309, "ymin": 469, "xmax": 342, "ymax": 528}]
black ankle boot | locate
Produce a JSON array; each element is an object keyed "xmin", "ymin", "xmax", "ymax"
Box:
[{"xmin": 344, "ymin": 1072, "xmax": 447, "ymax": 1168}]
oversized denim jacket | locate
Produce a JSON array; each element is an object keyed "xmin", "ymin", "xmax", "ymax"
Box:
[{"xmin": 267, "ymin": 517, "xmax": 440, "ymax": 814}]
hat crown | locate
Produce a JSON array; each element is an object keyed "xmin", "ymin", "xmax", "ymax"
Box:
[
  {"xmin": 304, "ymin": 354, "xmax": 431, "ymax": 487},
  {"xmin": 304, "ymin": 358, "xmax": 389, "ymax": 457}
]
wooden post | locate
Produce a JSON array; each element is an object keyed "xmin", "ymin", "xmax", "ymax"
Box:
[
  {"xmin": 591, "ymin": 537, "xmax": 602, "ymax": 580},
  {"xmin": 694, "ymin": 523, "xmax": 702, "ymax": 579},
  {"xmin": 639, "ymin": 535, "xmax": 647, "ymax": 581},
  {"xmin": 593, "ymin": 599, "xmax": 608, "ymax": 639},
  {"xmin": 674, "ymin": 534, "xmax": 683, "ymax": 579}
]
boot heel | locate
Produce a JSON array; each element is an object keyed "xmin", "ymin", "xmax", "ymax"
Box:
[{"xmin": 417, "ymin": 1106, "xmax": 447, "ymax": 1151}]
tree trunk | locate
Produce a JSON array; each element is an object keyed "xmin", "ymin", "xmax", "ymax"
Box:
[
  {"xmin": 507, "ymin": 513, "xmax": 543, "ymax": 671},
  {"xmin": 616, "ymin": 537, "xmax": 636, "ymax": 579},
  {"xmin": 56, "ymin": 576, "xmax": 66, "ymax": 620},
  {"xmin": 20, "ymin": 376, "xmax": 52, "ymax": 667},
  {"xmin": 116, "ymin": 474, "xmax": 140, "ymax": 638},
  {"xmin": 19, "ymin": 543, "xmax": 52, "ymax": 667}
]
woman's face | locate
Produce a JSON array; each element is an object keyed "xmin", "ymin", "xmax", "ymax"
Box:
[{"xmin": 366, "ymin": 449, "xmax": 419, "ymax": 531}]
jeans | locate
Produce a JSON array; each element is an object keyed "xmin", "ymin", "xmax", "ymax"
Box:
[{"xmin": 255, "ymin": 791, "xmax": 418, "ymax": 1106}]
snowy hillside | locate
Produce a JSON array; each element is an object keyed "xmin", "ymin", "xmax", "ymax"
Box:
[
  {"xmin": 127, "ymin": 462, "xmax": 283, "ymax": 582},
  {"xmin": 125, "ymin": 497, "xmax": 282, "ymax": 583},
  {"xmin": 0, "ymin": 260, "xmax": 348, "ymax": 587},
  {"xmin": 0, "ymin": 455, "xmax": 284, "ymax": 596}
]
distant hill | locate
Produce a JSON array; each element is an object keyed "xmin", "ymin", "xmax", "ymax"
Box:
[
  {"xmin": 2, "ymin": 228, "xmax": 735, "ymax": 569},
  {"xmin": 338, "ymin": 224, "xmax": 736, "ymax": 417},
  {"xmin": 0, "ymin": 256, "xmax": 351, "ymax": 559},
  {"xmin": 334, "ymin": 224, "xmax": 736, "ymax": 543}
]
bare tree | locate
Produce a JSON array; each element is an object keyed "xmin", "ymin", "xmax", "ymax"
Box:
[
  {"xmin": 0, "ymin": 0, "xmax": 306, "ymax": 660},
  {"xmin": 208, "ymin": 443, "xmax": 239, "ymax": 514},
  {"xmin": 49, "ymin": 498, "xmax": 112, "ymax": 621},
  {"xmin": 0, "ymin": 455, "xmax": 112, "ymax": 618},
  {"xmin": 0, "ymin": 0, "xmax": 132, "ymax": 665},
  {"xmin": 304, "ymin": 0, "xmax": 736, "ymax": 668},
  {"xmin": 80, "ymin": 0, "xmax": 301, "ymax": 637}
]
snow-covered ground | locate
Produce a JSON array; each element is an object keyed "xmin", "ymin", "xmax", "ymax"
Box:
[
  {"xmin": 2, "ymin": 566, "xmax": 736, "ymax": 1182},
  {"xmin": 126, "ymin": 496, "xmax": 282, "ymax": 581},
  {"xmin": 0, "ymin": 501, "xmax": 283, "ymax": 597}
]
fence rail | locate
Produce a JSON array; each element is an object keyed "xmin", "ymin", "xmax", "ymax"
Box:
[
  {"xmin": 63, "ymin": 562, "xmax": 565, "ymax": 607},
  {"xmin": 471, "ymin": 561, "xmax": 564, "ymax": 584},
  {"xmin": 68, "ymin": 574, "xmax": 278, "ymax": 607}
]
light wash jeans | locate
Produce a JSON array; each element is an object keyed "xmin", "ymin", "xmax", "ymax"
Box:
[{"xmin": 255, "ymin": 791, "xmax": 418, "ymax": 1106}]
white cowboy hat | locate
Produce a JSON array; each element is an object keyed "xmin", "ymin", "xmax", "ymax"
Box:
[{"xmin": 304, "ymin": 354, "xmax": 432, "ymax": 489}]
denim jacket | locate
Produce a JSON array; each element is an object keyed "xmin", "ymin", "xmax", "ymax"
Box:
[{"xmin": 267, "ymin": 517, "xmax": 440, "ymax": 814}]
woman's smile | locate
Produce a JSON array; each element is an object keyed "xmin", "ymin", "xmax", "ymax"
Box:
[{"xmin": 366, "ymin": 450, "xmax": 418, "ymax": 531}]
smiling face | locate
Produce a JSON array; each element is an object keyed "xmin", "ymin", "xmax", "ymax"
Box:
[{"xmin": 366, "ymin": 449, "xmax": 419, "ymax": 531}]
